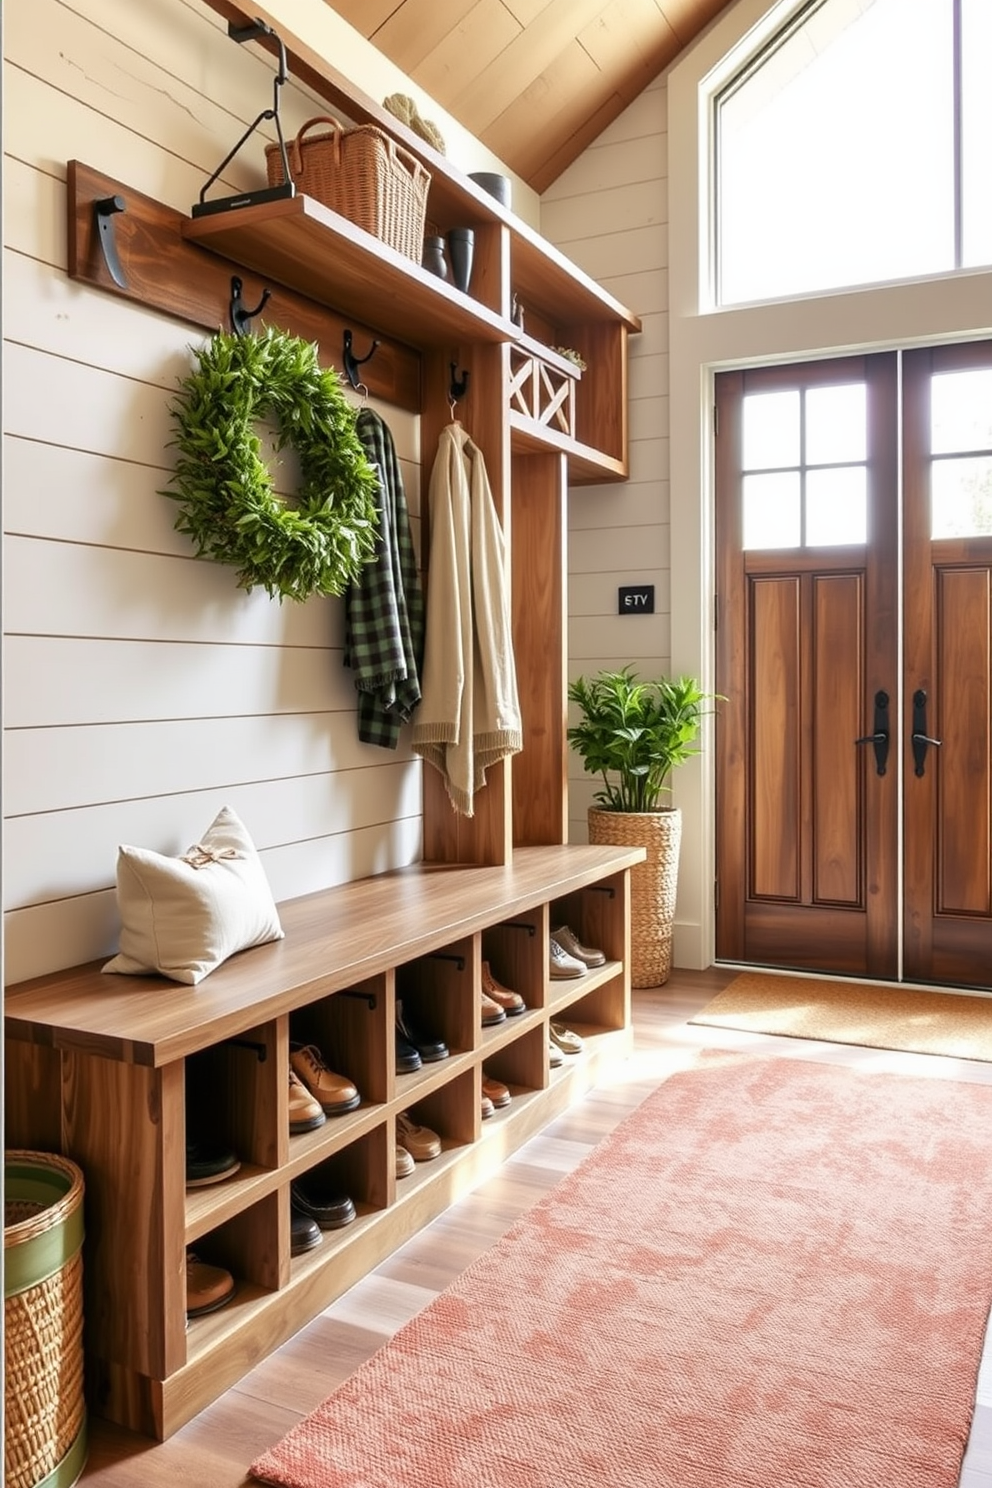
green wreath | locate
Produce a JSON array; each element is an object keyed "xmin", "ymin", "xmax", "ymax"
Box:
[{"xmin": 163, "ymin": 327, "xmax": 379, "ymax": 603}]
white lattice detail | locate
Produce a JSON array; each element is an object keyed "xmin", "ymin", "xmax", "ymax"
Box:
[{"xmin": 509, "ymin": 347, "xmax": 575, "ymax": 436}]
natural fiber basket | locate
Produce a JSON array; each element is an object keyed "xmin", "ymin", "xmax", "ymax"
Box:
[
  {"xmin": 266, "ymin": 115, "xmax": 431, "ymax": 261},
  {"xmin": 5, "ymin": 1151, "xmax": 87, "ymax": 1488},
  {"xmin": 588, "ymin": 807, "xmax": 682, "ymax": 988}
]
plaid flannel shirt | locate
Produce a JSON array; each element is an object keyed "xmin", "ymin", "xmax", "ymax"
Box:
[{"xmin": 343, "ymin": 409, "xmax": 424, "ymax": 749}]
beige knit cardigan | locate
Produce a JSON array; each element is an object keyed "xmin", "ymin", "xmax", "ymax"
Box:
[{"xmin": 411, "ymin": 422, "xmax": 522, "ymax": 816}]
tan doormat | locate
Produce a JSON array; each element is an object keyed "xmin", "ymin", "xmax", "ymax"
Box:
[{"xmin": 691, "ymin": 972, "xmax": 992, "ymax": 1062}]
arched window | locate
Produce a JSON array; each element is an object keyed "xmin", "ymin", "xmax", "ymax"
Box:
[{"xmin": 715, "ymin": 0, "xmax": 992, "ymax": 306}]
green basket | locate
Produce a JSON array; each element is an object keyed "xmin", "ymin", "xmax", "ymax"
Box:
[{"xmin": 5, "ymin": 1151, "xmax": 87, "ymax": 1488}]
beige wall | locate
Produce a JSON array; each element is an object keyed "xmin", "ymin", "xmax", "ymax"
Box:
[
  {"xmin": 1, "ymin": 0, "xmax": 657, "ymax": 987},
  {"xmin": 1, "ymin": 0, "xmax": 449, "ymax": 984},
  {"xmin": 541, "ymin": 76, "xmax": 672, "ymax": 843}
]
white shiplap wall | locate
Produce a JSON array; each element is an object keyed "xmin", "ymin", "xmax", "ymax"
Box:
[
  {"xmin": 2, "ymin": 0, "xmax": 430, "ymax": 984},
  {"xmin": 540, "ymin": 77, "xmax": 670, "ymax": 843}
]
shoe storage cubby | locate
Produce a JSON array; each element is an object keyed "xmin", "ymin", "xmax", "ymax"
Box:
[
  {"xmin": 482, "ymin": 914, "xmax": 547, "ymax": 1014},
  {"xmin": 479, "ymin": 1022, "xmax": 549, "ymax": 1107},
  {"xmin": 290, "ymin": 975, "xmax": 390, "ymax": 1111},
  {"xmin": 396, "ymin": 938, "xmax": 477, "ymax": 1063},
  {"xmin": 404, "ymin": 1067, "xmax": 479, "ymax": 1155},
  {"xmin": 192, "ymin": 1190, "xmax": 287, "ymax": 1304},
  {"xmin": 6, "ymin": 846, "xmax": 642, "ymax": 1438}
]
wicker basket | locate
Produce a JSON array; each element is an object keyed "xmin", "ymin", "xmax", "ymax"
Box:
[
  {"xmin": 587, "ymin": 806, "xmax": 682, "ymax": 988},
  {"xmin": 266, "ymin": 115, "xmax": 431, "ymax": 261},
  {"xmin": 5, "ymin": 1151, "xmax": 87, "ymax": 1488}
]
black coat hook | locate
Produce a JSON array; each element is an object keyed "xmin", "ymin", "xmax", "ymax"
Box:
[
  {"xmin": 230, "ymin": 276, "xmax": 271, "ymax": 335},
  {"xmin": 342, "ymin": 330, "xmax": 380, "ymax": 390},
  {"xmin": 449, "ymin": 362, "xmax": 470, "ymax": 402},
  {"xmin": 94, "ymin": 195, "xmax": 128, "ymax": 289}
]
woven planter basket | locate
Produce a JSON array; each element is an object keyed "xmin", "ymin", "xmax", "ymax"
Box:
[
  {"xmin": 5, "ymin": 1151, "xmax": 87, "ymax": 1488},
  {"xmin": 266, "ymin": 115, "xmax": 431, "ymax": 262},
  {"xmin": 588, "ymin": 806, "xmax": 682, "ymax": 988}
]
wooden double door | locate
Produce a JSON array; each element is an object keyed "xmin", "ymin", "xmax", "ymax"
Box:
[{"xmin": 715, "ymin": 343, "xmax": 992, "ymax": 988}]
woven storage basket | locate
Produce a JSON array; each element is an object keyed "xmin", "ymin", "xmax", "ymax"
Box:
[
  {"xmin": 588, "ymin": 807, "xmax": 682, "ymax": 988},
  {"xmin": 266, "ymin": 115, "xmax": 431, "ymax": 261},
  {"xmin": 5, "ymin": 1151, "xmax": 87, "ymax": 1488}
]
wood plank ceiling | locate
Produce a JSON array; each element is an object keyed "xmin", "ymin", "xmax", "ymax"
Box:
[{"xmin": 322, "ymin": 0, "xmax": 734, "ymax": 193}]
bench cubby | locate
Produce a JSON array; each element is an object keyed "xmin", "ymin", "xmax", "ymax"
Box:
[{"xmin": 5, "ymin": 843, "xmax": 642, "ymax": 1439}]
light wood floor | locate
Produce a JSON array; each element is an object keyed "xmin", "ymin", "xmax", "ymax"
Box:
[{"xmin": 81, "ymin": 967, "xmax": 992, "ymax": 1487}]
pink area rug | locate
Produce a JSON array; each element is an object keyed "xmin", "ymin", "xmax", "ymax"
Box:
[{"xmin": 250, "ymin": 1056, "xmax": 992, "ymax": 1488}]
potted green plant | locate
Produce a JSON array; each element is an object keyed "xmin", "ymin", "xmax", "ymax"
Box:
[{"xmin": 566, "ymin": 667, "xmax": 715, "ymax": 987}]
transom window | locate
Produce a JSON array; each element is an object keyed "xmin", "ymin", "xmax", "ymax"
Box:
[
  {"xmin": 742, "ymin": 382, "xmax": 867, "ymax": 548},
  {"xmin": 715, "ymin": 0, "xmax": 992, "ymax": 307},
  {"xmin": 931, "ymin": 366, "xmax": 992, "ymax": 538}
]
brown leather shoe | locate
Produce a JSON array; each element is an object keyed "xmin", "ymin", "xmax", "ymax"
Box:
[
  {"xmin": 290, "ymin": 1044, "xmax": 361, "ymax": 1114},
  {"xmin": 186, "ymin": 1251, "xmax": 235, "ymax": 1317},
  {"xmin": 396, "ymin": 1111, "xmax": 442, "ymax": 1161},
  {"xmin": 289, "ymin": 1068, "xmax": 326, "ymax": 1134},
  {"xmin": 482, "ymin": 962, "xmax": 526, "ymax": 1015},
  {"xmin": 481, "ymin": 1094, "xmax": 495, "ymax": 1119},
  {"xmin": 482, "ymin": 1074, "xmax": 511, "ymax": 1108},
  {"xmin": 395, "ymin": 1144, "xmax": 415, "ymax": 1179},
  {"xmin": 552, "ymin": 925, "xmax": 606, "ymax": 968},
  {"xmin": 480, "ymin": 988, "xmax": 506, "ymax": 1026}
]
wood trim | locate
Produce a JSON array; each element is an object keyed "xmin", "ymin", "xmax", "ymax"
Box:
[
  {"xmin": 67, "ymin": 162, "xmax": 421, "ymax": 411},
  {"xmin": 511, "ymin": 451, "xmax": 569, "ymax": 847}
]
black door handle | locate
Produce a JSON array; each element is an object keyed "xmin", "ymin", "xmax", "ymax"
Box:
[
  {"xmin": 911, "ymin": 688, "xmax": 942, "ymax": 777},
  {"xmin": 855, "ymin": 689, "xmax": 890, "ymax": 776}
]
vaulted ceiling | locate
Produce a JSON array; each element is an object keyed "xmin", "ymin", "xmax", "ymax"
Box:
[{"xmin": 321, "ymin": 0, "xmax": 734, "ymax": 193}]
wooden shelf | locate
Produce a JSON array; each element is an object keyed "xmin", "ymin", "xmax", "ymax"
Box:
[
  {"xmin": 510, "ymin": 410, "xmax": 628, "ymax": 483},
  {"xmin": 182, "ymin": 193, "xmax": 519, "ymax": 351}
]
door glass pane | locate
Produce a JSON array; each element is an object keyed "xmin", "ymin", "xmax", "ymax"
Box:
[
  {"xmin": 742, "ymin": 390, "xmax": 799, "ymax": 469},
  {"xmin": 806, "ymin": 467, "xmax": 867, "ymax": 546},
  {"xmin": 743, "ymin": 472, "xmax": 801, "ymax": 549},
  {"xmin": 962, "ymin": 0, "xmax": 992, "ymax": 267},
  {"xmin": 716, "ymin": 0, "xmax": 953, "ymax": 305},
  {"xmin": 931, "ymin": 456, "xmax": 992, "ymax": 538},
  {"xmin": 931, "ymin": 368, "xmax": 992, "ymax": 454},
  {"xmin": 806, "ymin": 384, "xmax": 866, "ymax": 464}
]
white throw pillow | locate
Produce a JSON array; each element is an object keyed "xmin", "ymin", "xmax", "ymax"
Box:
[{"xmin": 102, "ymin": 806, "xmax": 284, "ymax": 985}]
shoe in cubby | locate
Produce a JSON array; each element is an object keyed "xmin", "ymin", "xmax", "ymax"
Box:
[
  {"xmin": 185, "ymin": 1139, "xmax": 240, "ymax": 1189},
  {"xmin": 396, "ymin": 1110, "xmax": 442, "ymax": 1161},
  {"xmin": 288, "ymin": 1067, "xmax": 326, "ymax": 1135},
  {"xmin": 290, "ymin": 1177, "xmax": 357, "ymax": 1230},
  {"xmin": 549, "ymin": 937, "xmax": 587, "ymax": 979},
  {"xmin": 290, "ymin": 1043, "xmax": 361, "ymax": 1115},
  {"xmin": 396, "ymin": 1001, "xmax": 449, "ymax": 1062},
  {"xmin": 551, "ymin": 924, "xmax": 606, "ymax": 969},
  {"xmin": 186, "ymin": 1250, "xmax": 235, "ymax": 1317},
  {"xmin": 482, "ymin": 1073, "xmax": 511, "ymax": 1109},
  {"xmin": 290, "ymin": 1200, "xmax": 323, "ymax": 1257},
  {"xmin": 481, "ymin": 962, "xmax": 526, "ymax": 1015}
]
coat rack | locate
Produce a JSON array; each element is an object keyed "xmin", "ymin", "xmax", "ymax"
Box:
[{"xmin": 66, "ymin": 161, "xmax": 421, "ymax": 413}]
